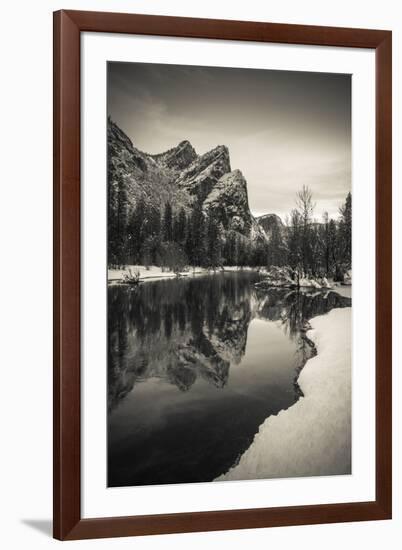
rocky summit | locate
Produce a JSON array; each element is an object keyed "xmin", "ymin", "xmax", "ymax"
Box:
[
  {"xmin": 255, "ymin": 213, "xmax": 285, "ymax": 237},
  {"xmin": 108, "ymin": 118, "xmax": 268, "ymax": 244}
]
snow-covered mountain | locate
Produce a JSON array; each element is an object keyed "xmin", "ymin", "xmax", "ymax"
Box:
[{"xmin": 108, "ymin": 118, "xmax": 267, "ymax": 244}]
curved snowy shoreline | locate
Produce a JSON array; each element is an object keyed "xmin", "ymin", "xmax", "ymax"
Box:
[{"xmin": 217, "ymin": 307, "xmax": 351, "ymax": 481}]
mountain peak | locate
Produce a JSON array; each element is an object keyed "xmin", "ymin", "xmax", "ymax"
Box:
[
  {"xmin": 108, "ymin": 118, "xmax": 269, "ymax": 247},
  {"xmin": 208, "ymin": 144, "xmax": 230, "ymax": 161},
  {"xmin": 152, "ymin": 140, "xmax": 197, "ymax": 171},
  {"xmin": 108, "ymin": 118, "xmax": 135, "ymax": 152},
  {"xmin": 176, "ymin": 144, "xmax": 231, "ymax": 201},
  {"xmin": 177, "ymin": 139, "xmax": 193, "ymax": 149},
  {"xmin": 256, "ymin": 213, "xmax": 284, "ymax": 236},
  {"xmin": 256, "ymin": 213, "xmax": 283, "ymax": 225}
]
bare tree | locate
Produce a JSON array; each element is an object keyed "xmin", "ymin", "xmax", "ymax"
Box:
[
  {"xmin": 295, "ymin": 185, "xmax": 315, "ymax": 276},
  {"xmin": 296, "ymin": 185, "xmax": 315, "ymax": 225}
]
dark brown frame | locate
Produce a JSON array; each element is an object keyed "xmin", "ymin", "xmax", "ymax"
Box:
[{"xmin": 54, "ymin": 10, "xmax": 392, "ymax": 541}]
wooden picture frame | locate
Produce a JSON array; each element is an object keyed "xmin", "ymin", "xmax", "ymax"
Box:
[{"xmin": 53, "ymin": 10, "xmax": 392, "ymax": 540}]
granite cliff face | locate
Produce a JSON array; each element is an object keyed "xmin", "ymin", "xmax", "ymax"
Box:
[
  {"xmin": 176, "ymin": 145, "xmax": 231, "ymax": 200},
  {"xmin": 151, "ymin": 140, "xmax": 197, "ymax": 171},
  {"xmin": 108, "ymin": 119, "xmax": 193, "ymax": 211},
  {"xmin": 108, "ymin": 119, "xmax": 267, "ymax": 244},
  {"xmin": 256, "ymin": 213, "xmax": 285, "ymax": 238},
  {"xmin": 203, "ymin": 169, "xmax": 266, "ymax": 239}
]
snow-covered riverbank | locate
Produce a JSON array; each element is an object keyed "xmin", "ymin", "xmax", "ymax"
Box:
[
  {"xmin": 108, "ymin": 265, "xmax": 207, "ymax": 283},
  {"xmin": 108, "ymin": 266, "xmax": 352, "ymax": 299},
  {"xmin": 217, "ymin": 307, "xmax": 351, "ymax": 481},
  {"xmin": 107, "ymin": 265, "xmax": 261, "ymax": 283}
]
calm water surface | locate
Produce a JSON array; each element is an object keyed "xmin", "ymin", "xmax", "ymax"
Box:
[{"xmin": 108, "ymin": 272, "xmax": 351, "ymax": 487}]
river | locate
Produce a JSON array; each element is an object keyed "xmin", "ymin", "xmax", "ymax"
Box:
[{"xmin": 107, "ymin": 271, "xmax": 351, "ymax": 487}]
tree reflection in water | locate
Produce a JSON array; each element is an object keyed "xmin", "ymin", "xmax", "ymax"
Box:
[
  {"xmin": 107, "ymin": 272, "xmax": 351, "ymax": 486},
  {"xmin": 108, "ymin": 273, "xmax": 350, "ymax": 412}
]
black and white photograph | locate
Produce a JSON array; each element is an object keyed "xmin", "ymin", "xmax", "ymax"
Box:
[
  {"xmin": 107, "ymin": 61, "xmax": 352, "ymax": 488},
  {"xmin": 1, "ymin": 1, "xmax": 396, "ymax": 546}
]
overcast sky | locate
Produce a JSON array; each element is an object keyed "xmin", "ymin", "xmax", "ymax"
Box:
[{"xmin": 108, "ymin": 62, "xmax": 351, "ymax": 220}]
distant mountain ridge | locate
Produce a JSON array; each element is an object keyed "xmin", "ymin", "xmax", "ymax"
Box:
[
  {"xmin": 256, "ymin": 213, "xmax": 284, "ymax": 230},
  {"xmin": 255, "ymin": 213, "xmax": 285, "ymax": 238},
  {"xmin": 108, "ymin": 118, "xmax": 267, "ymax": 244}
]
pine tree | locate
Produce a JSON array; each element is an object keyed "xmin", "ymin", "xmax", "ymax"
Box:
[
  {"xmin": 127, "ymin": 196, "xmax": 146, "ymax": 264},
  {"xmin": 322, "ymin": 212, "xmax": 330, "ymax": 275},
  {"xmin": 222, "ymin": 231, "xmax": 236, "ymax": 266},
  {"xmin": 148, "ymin": 207, "xmax": 162, "ymax": 264},
  {"xmin": 163, "ymin": 201, "xmax": 173, "ymax": 242},
  {"xmin": 236, "ymin": 235, "xmax": 247, "ymax": 267},
  {"xmin": 187, "ymin": 198, "xmax": 205, "ymax": 267},
  {"xmin": 107, "ymin": 159, "xmax": 121, "ymax": 266},
  {"xmin": 173, "ymin": 207, "xmax": 186, "ymax": 245},
  {"xmin": 339, "ymin": 192, "xmax": 352, "ymax": 268},
  {"xmin": 269, "ymin": 220, "xmax": 285, "ymax": 266},
  {"xmin": 206, "ymin": 211, "xmax": 222, "ymax": 269},
  {"xmin": 115, "ymin": 174, "xmax": 129, "ymax": 265},
  {"xmin": 328, "ymin": 218, "xmax": 342, "ymax": 280},
  {"xmin": 309, "ymin": 224, "xmax": 321, "ymax": 276},
  {"xmin": 144, "ymin": 205, "xmax": 161, "ymax": 238},
  {"xmin": 251, "ymin": 241, "xmax": 267, "ymax": 267},
  {"xmin": 107, "ymin": 178, "xmax": 118, "ymax": 266}
]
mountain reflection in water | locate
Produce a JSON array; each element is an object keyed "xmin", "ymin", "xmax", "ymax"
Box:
[{"xmin": 108, "ymin": 271, "xmax": 351, "ymax": 487}]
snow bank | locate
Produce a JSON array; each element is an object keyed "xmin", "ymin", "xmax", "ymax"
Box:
[
  {"xmin": 299, "ymin": 276, "xmax": 331, "ymax": 289},
  {"xmin": 217, "ymin": 307, "xmax": 351, "ymax": 481},
  {"xmin": 108, "ymin": 265, "xmax": 263, "ymax": 283},
  {"xmin": 108, "ymin": 265, "xmax": 208, "ymax": 283},
  {"xmin": 256, "ymin": 266, "xmax": 333, "ymax": 290}
]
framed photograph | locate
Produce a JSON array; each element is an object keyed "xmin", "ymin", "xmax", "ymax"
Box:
[{"xmin": 53, "ymin": 10, "xmax": 392, "ymax": 540}]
